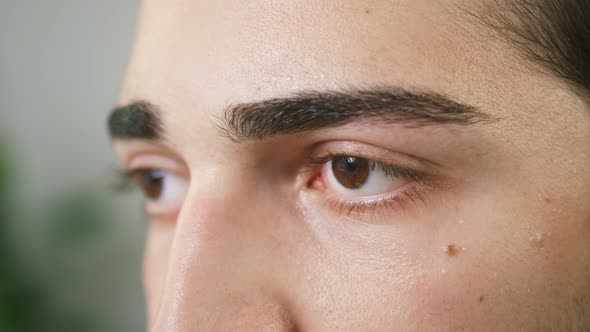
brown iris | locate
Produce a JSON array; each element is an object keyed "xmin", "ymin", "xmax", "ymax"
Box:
[
  {"xmin": 331, "ymin": 156, "xmax": 370, "ymax": 189},
  {"xmin": 132, "ymin": 170, "xmax": 164, "ymax": 200}
]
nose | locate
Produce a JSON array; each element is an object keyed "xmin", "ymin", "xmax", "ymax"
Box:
[{"xmin": 149, "ymin": 184, "xmax": 299, "ymax": 331}]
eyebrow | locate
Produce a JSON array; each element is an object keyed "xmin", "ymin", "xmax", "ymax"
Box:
[
  {"xmin": 108, "ymin": 87, "xmax": 492, "ymax": 141},
  {"xmin": 221, "ymin": 87, "xmax": 492, "ymax": 142},
  {"xmin": 108, "ymin": 101, "xmax": 163, "ymax": 140}
]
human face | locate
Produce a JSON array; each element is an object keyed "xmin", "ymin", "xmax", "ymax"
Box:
[{"xmin": 109, "ymin": 0, "xmax": 590, "ymax": 331}]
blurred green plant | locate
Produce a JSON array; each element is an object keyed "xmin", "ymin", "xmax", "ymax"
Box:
[
  {"xmin": 0, "ymin": 142, "xmax": 43, "ymax": 332},
  {"xmin": 0, "ymin": 143, "xmax": 129, "ymax": 332},
  {"xmin": 0, "ymin": 133, "xmax": 145, "ymax": 331}
]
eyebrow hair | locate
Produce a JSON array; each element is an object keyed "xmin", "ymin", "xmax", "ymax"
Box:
[
  {"xmin": 108, "ymin": 87, "xmax": 493, "ymax": 142},
  {"xmin": 220, "ymin": 87, "xmax": 492, "ymax": 142},
  {"xmin": 108, "ymin": 101, "xmax": 164, "ymax": 140}
]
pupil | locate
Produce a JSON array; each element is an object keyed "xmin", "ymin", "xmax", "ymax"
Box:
[
  {"xmin": 141, "ymin": 170, "xmax": 164, "ymax": 199},
  {"xmin": 332, "ymin": 156, "xmax": 370, "ymax": 189},
  {"xmin": 344, "ymin": 157, "xmax": 358, "ymax": 172}
]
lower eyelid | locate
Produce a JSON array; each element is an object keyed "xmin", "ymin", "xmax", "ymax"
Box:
[
  {"xmin": 341, "ymin": 179, "xmax": 419, "ymax": 199},
  {"xmin": 299, "ymin": 168, "xmax": 414, "ymax": 219},
  {"xmin": 322, "ymin": 185, "xmax": 428, "ymax": 218},
  {"xmin": 144, "ymin": 202, "xmax": 183, "ymax": 219}
]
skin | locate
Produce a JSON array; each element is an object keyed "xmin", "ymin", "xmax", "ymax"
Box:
[{"xmin": 112, "ymin": 0, "xmax": 590, "ymax": 331}]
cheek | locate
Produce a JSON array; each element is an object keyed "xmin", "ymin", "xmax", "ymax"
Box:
[
  {"xmin": 410, "ymin": 190, "xmax": 590, "ymax": 330},
  {"xmin": 296, "ymin": 185, "xmax": 590, "ymax": 330},
  {"xmin": 143, "ymin": 222, "xmax": 176, "ymax": 323}
]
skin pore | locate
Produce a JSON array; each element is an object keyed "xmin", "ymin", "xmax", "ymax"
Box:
[{"xmin": 110, "ymin": 0, "xmax": 590, "ymax": 331}]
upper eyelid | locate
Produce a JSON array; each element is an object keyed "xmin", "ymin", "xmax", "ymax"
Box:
[
  {"xmin": 119, "ymin": 142, "xmax": 433, "ymax": 182},
  {"xmin": 305, "ymin": 151, "xmax": 425, "ymax": 177},
  {"xmin": 306, "ymin": 153, "xmax": 407, "ymax": 176},
  {"xmin": 308, "ymin": 140, "xmax": 435, "ymax": 171},
  {"xmin": 114, "ymin": 139, "xmax": 185, "ymax": 167},
  {"xmin": 118, "ymin": 149, "xmax": 189, "ymax": 178},
  {"xmin": 320, "ymin": 156, "xmax": 422, "ymax": 188},
  {"xmin": 128, "ymin": 155, "xmax": 182, "ymax": 170}
]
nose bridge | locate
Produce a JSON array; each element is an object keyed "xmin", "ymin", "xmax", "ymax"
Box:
[{"xmin": 150, "ymin": 176, "xmax": 297, "ymax": 331}]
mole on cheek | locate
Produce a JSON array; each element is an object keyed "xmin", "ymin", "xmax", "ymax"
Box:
[
  {"xmin": 478, "ymin": 295, "xmax": 484, "ymax": 303},
  {"xmin": 444, "ymin": 244, "xmax": 459, "ymax": 257}
]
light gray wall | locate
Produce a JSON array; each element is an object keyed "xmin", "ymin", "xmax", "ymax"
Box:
[
  {"xmin": 0, "ymin": 1, "xmax": 136, "ymax": 197},
  {"xmin": 0, "ymin": 1, "xmax": 146, "ymax": 331}
]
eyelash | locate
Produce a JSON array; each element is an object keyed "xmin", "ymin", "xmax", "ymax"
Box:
[
  {"xmin": 112, "ymin": 169, "xmax": 141, "ymax": 192},
  {"xmin": 304, "ymin": 153, "xmax": 430, "ymax": 217},
  {"xmin": 112, "ymin": 153, "xmax": 431, "ymax": 219},
  {"xmin": 307, "ymin": 153, "xmax": 421, "ymax": 180}
]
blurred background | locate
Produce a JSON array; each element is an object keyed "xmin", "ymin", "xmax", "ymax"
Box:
[{"xmin": 0, "ymin": 1, "xmax": 146, "ymax": 331}]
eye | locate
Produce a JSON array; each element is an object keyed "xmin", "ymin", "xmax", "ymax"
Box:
[
  {"xmin": 129, "ymin": 169, "xmax": 188, "ymax": 217},
  {"xmin": 304, "ymin": 153, "xmax": 428, "ymax": 217},
  {"xmin": 323, "ymin": 156, "xmax": 414, "ymax": 198}
]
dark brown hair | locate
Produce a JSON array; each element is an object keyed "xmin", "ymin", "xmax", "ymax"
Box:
[{"xmin": 474, "ymin": 0, "xmax": 590, "ymax": 100}]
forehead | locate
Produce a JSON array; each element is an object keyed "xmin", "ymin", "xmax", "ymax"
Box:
[
  {"xmin": 119, "ymin": 0, "xmax": 567, "ymax": 148},
  {"xmin": 120, "ymin": 0, "xmax": 503, "ymax": 101}
]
